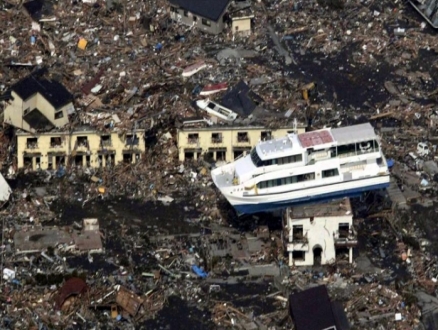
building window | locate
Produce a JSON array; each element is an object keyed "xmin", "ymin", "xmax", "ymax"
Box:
[
  {"xmin": 338, "ymin": 223, "xmax": 349, "ymax": 238},
  {"xmin": 235, "ymin": 25, "xmax": 239, "ymax": 31},
  {"xmin": 237, "ymin": 132, "xmax": 249, "ymax": 142},
  {"xmin": 322, "ymin": 168, "xmax": 339, "ymax": 178},
  {"xmin": 216, "ymin": 150, "xmax": 226, "ymax": 161},
  {"xmin": 123, "ymin": 153, "xmax": 132, "ymax": 164},
  {"xmin": 188, "ymin": 133, "xmax": 199, "ymax": 144},
  {"xmin": 101, "ymin": 135, "xmax": 112, "ymax": 147},
  {"xmin": 202, "ymin": 18, "xmax": 211, "ymax": 26},
  {"xmin": 184, "ymin": 10, "xmax": 188, "ymax": 17},
  {"xmin": 126, "ymin": 134, "xmax": 139, "ymax": 146},
  {"xmin": 170, "ymin": 6, "xmax": 177, "ymax": 12},
  {"xmin": 292, "ymin": 251, "xmax": 305, "ymax": 261},
  {"xmin": 211, "ymin": 133, "xmax": 222, "ymax": 143},
  {"xmin": 50, "ymin": 137, "xmax": 62, "ymax": 148},
  {"xmin": 55, "ymin": 110, "xmax": 64, "ymax": 119},
  {"xmin": 24, "ymin": 108, "xmax": 30, "ymax": 115},
  {"xmin": 292, "ymin": 225, "xmax": 304, "ymax": 241},
  {"xmin": 193, "ymin": 15, "xmax": 197, "ymax": 21},
  {"xmin": 77, "ymin": 136, "xmax": 88, "ymax": 148},
  {"xmin": 261, "ymin": 131, "xmax": 272, "ymax": 141},
  {"xmin": 26, "ymin": 137, "xmax": 38, "ymax": 149}
]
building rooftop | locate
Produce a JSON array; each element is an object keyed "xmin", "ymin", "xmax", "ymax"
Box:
[
  {"xmin": 289, "ymin": 285, "xmax": 350, "ymax": 330},
  {"xmin": 288, "ymin": 198, "xmax": 352, "ymax": 219},
  {"xmin": 258, "ymin": 134, "xmax": 301, "ymax": 160},
  {"xmin": 221, "ymin": 80, "xmax": 262, "ymax": 118},
  {"xmin": 298, "ymin": 129, "xmax": 334, "ymax": 148},
  {"xmin": 169, "ymin": 0, "xmax": 231, "ymax": 22},
  {"xmin": 11, "ymin": 68, "xmax": 73, "ymax": 109},
  {"xmin": 331, "ymin": 122, "xmax": 376, "ymax": 145}
]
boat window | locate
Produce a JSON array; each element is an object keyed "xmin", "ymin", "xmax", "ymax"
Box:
[
  {"xmin": 277, "ymin": 154, "xmax": 303, "ymax": 165},
  {"xmin": 250, "ymin": 148, "xmax": 263, "ymax": 167},
  {"xmin": 257, "ymin": 172, "xmax": 315, "ymax": 189},
  {"xmin": 322, "ymin": 168, "xmax": 339, "ymax": 178}
]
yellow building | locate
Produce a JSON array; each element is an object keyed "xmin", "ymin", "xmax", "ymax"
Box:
[
  {"xmin": 17, "ymin": 128, "xmax": 145, "ymax": 170},
  {"xmin": 177, "ymin": 124, "xmax": 306, "ymax": 162},
  {"xmin": 4, "ymin": 69, "xmax": 74, "ymax": 133}
]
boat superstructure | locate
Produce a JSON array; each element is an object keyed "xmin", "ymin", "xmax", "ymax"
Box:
[{"xmin": 211, "ymin": 123, "xmax": 390, "ymax": 214}]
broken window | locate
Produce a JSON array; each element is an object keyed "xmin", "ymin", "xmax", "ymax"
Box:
[
  {"xmin": 336, "ymin": 247, "xmax": 349, "ymax": 260},
  {"xmin": 184, "ymin": 10, "xmax": 188, "ymax": 17},
  {"xmin": 56, "ymin": 156, "xmax": 65, "ymax": 167},
  {"xmin": 184, "ymin": 150, "xmax": 194, "ymax": 160},
  {"xmin": 50, "ymin": 137, "xmax": 62, "ymax": 148},
  {"xmin": 170, "ymin": 6, "xmax": 177, "ymax": 12},
  {"xmin": 24, "ymin": 107, "xmax": 30, "ymax": 115},
  {"xmin": 26, "ymin": 138, "xmax": 38, "ymax": 149},
  {"xmin": 292, "ymin": 251, "xmax": 305, "ymax": 261},
  {"xmin": 292, "ymin": 225, "xmax": 304, "ymax": 241},
  {"xmin": 98, "ymin": 155, "xmax": 103, "ymax": 168},
  {"xmin": 123, "ymin": 153, "xmax": 132, "ymax": 164},
  {"xmin": 48, "ymin": 156, "xmax": 53, "ymax": 170},
  {"xmin": 101, "ymin": 135, "xmax": 112, "ymax": 147},
  {"xmin": 126, "ymin": 134, "xmax": 139, "ymax": 146},
  {"xmin": 211, "ymin": 133, "xmax": 222, "ymax": 143},
  {"xmin": 237, "ymin": 132, "xmax": 249, "ymax": 142},
  {"xmin": 188, "ymin": 133, "xmax": 199, "ymax": 144},
  {"xmin": 75, "ymin": 155, "xmax": 83, "ymax": 167},
  {"xmin": 86, "ymin": 155, "xmax": 91, "ymax": 167},
  {"xmin": 77, "ymin": 136, "xmax": 88, "ymax": 148},
  {"xmin": 106, "ymin": 154, "xmax": 115, "ymax": 167},
  {"xmin": 216, "ymin": 150, "xmax": 226, "ymax": 161},
  {"xmin": 261, "ymin": 131, "xmax": 272, "ymax": 141},
  {"xmin": 234, "ymin": 150, "xmax": 243, "ymax": 159},
  {"xmin": 55, "ymin": 110, "xmax": 64, "ymax": 119},
  {"xmin": 338, "ymin": 223, "xmax": 349, "ymax": 238},
  {"xmin": 35, "ymin": 156, "xmax": 41, "ymax": 169},
  {"xmin": 202, "ymin": 18, "xmax": 211, "ymax": 26},
  {"xmin": 23, "ymin": 156, "xmax": 32, "ymax": 167},
  {"xmin": 193, "ymin": 15, "xmax": 197, "ymax": 21}
]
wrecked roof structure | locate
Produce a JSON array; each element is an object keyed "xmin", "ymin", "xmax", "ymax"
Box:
[
  {"xmin": 11, "ymin": 68, "xmax": 73, "ymax": 109},
  {"xmin": 289, "ymin": 285, "xmax": 350, "ymax": 330},
  {"xmin": 168, "ymin": 0, "xmax": 231, "ymax": 21}
]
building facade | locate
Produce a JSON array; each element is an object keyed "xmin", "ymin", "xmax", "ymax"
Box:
[
  {"xmin": 169, "ymin": 0, "xmax": 230, "ymax": 35},
  {"xmin": 283, "ymin": 198, "xmax": 357, "ymax": 267},
  {"xmin": 177, "ymin": 125, "xmax": 307, "ymax": 162},
  {"xmin": 17, "ymin": 129, "xmax": 145, "ymax": 170}
]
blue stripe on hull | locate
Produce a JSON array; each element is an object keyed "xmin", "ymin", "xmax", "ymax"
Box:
[{"xmin": 233, "ymin": 183, "xmax": 390, "ymax": 215}]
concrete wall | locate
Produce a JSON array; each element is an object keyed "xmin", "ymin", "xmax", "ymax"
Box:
[
  {"xmin": 4, "ymin": 91, "xmax": 70, "ymax": 133},
  {"xmin": 177, "ymin": 126, "xmax": 306, "ymax": 162},
  {"xmin": 170, "ymin": 7, "xmax": 225, "ymax": 34},
  {"xmin": 17, "ymin": 129, "xmax": 145, "ymax": 170},
  {"xmin": 285, "ymin": 215, "xmax": 353, "ymax": 266},
  {"xmin": 231, "ymin": 17, "xmax": 252, "ymax": 35}
]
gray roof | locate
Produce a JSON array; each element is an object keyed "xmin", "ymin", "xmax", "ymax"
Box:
[{"xmin": 331, "ymin": 123, "xmax": 376, "ymax": 145}]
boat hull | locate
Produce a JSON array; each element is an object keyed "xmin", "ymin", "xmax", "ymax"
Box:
[{"xmin": 222, "ymin": 176, "xmax": 390, "ymax": 215}]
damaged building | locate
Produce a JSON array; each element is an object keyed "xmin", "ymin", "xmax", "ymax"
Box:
[
  {"xmin": 177, "ymin": 121, "xmax": 306, "ymax": 162},
  {"xmin": 283, "ymin": 198, "xmax": 357, "ymax": 266},
  {"xmin": 17, "ymin": 128, "xmax": 145, "ymax": 170},
  {"xmin": 3, "ymin": 68, "xmax": 74, "ymax": 133}
]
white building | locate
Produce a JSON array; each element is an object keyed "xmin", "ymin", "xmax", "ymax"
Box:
[{"xmin": 283, "ymin": 198, "xmax": 357, "ymax": 267}]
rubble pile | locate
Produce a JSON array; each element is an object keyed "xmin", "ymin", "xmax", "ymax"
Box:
[{"xmin": 2, "ymin": 0, "xmax": 438, "ymax": 328}]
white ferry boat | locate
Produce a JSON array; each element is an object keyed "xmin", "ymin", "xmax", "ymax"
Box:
[{"xmin": 211, "ymin": 123, "xmax": 390, "ymax": 214}]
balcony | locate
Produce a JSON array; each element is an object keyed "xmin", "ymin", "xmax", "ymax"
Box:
[
  {"xmin": 334, "ymin": 230, "xmax": 358, "ymax": 247},
  {"xmin": 286, "ymin": 234, "xmax": 309, "ymax": 252}
]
